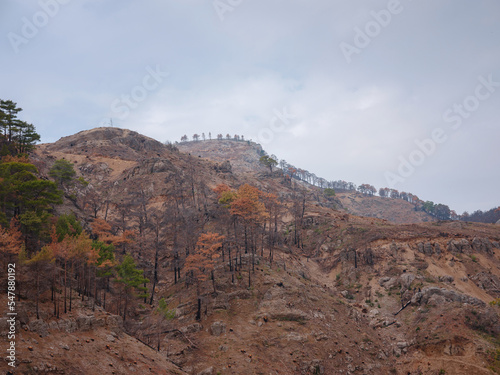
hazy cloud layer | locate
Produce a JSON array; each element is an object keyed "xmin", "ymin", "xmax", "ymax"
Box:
[{"xmin": 2, "ymin": 0, "xmax": 499, "ymax": 213}]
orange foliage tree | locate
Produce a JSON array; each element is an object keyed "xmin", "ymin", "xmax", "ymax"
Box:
[
  {"xmin": 0, "ymin": 218, "xmax": 23, "ymax": 263},
  {"xmin": 92, "ymin": 218, "xmax": 135, "ymax": 249},
  {"xmin": 230, "ymin": 184, "xmax": 267, "ymax": 286},
  {"xmin": 185, "ymin": 232, "xmax": 225, "ymax": 320},
  {"xmin": 45, "ymin": 229, "xmax": 96, "ymax": 313}
]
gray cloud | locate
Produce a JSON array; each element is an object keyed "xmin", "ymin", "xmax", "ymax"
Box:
[{"xmin": 2, "ymin": 0, "xmax": 499, "ymax": 213}]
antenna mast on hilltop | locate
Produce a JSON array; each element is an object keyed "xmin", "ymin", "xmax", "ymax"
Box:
[{"xmin": 109, "ymin": 118, "xmax": 113, "ymax": 127}]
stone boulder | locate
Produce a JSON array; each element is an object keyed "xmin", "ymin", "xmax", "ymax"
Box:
[
  {"xmin": 210, "ymin": 321, "xmax": 226, "ymax": 336},
  {"xmin": 379, "ymin": 277, "xmax": 398, "ymax": 289},
  {"xmin": 438, "ymin": 275, "xmax": 454, "ymax": 283}
]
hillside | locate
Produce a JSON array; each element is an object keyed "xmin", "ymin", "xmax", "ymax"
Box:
[
  {"xmin": 178, "ymin": 139, "xmax": 436, "ymax": 224},
  {"xmin": 178, "ymin": 139, "xmax": 267, "ymax": 175},
  {"xmin": 336, "ymin": 191, "xmax": 436, "ymax": 224},
  {"xmin": 4, "ymin": 127, "xmax": 500, "ymax": 375},
  {"xmin": 0, "ymin": 294, "xmax": 186, "ymax": 374}
]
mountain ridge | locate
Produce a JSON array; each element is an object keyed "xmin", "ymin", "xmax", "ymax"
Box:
[{"xmin": 16, "ymin": 127, "xmax": 500, "ymax": 374}]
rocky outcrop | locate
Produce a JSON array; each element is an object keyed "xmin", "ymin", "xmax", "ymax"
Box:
[
  {"xmin": 471, "ymin": 237, "xmax": 495, "ymax": 255},
  {"xmin": 26, "ymin": 314, "xmax": 123, "ymax": 337},
  {"xmin": 79, "ymin": 161, "xmax": 111, "ymax": 176},
  {"xmin": 438, "ymin": 275, "xmax": 454, "ymax": 283},
  {"xmin": 210, "ymin": 321, "xmax": 226, "ymax": 336},
  {"xmin": 411, "ymin": 287, "xmax": 485, "ymax": 306},
  {"xmin": 213, "ymin": 160, "xmax": 232, "ymax": 173},
  {"xmin": 415, "ymin": 237, "xmax": 497, "ymax": 257},
  {"xmin": 416, "ymin": 241, "xmax": 442, "ymax": 256},
  {"xmin": 417, "ymin": 242, "xmax": 434, "ymax": 256},
  {"xmin": 470, "ymin": 272, "xmax": 500, "ymax": 297},
  {"xmin": 128, "ymin": 158, "xmax": 176, "ymax": 176},
  {"xmin": 379, "ymin": 273, "xmax": 416, "ymax": 291},
  {"xmin": 447, "ymin": 239, "xmax": 472, "ymax": 254}
]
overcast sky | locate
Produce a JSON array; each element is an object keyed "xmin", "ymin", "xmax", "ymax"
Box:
[{"xmin": 1, "ymin": 0, "xmax": 499, "ymax": 214}]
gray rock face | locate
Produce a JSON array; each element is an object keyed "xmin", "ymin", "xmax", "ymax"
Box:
[
  {"xmin": 28, "ymin": 320, "xmax": 49, "ymax": 337},
  {"xmin": 210, "ymin": 321, "xmax": 226, "ymax": 336},
  {"xmin": 471, "ymin": 237, "xmax": 494, "ymax": 255},
  {"xmin": 76, "ymin": 315, "xmax": 92, "ymax": 331},
  {"xmin": 417, "ymin": 241, "xmax": 444, "ymax": 256},
  {"xmin": 418, "ymin": 242, "xmax": 434, "ymax": 256},
  {"xmin": 379, "ymin": 277, "xmax": 398, "ymax": 290},
  {"xmin": 470, "ymin": 272, "xmax": 500, "ymax": 298},
  {"xmin": 399, "ymin": 273, "xmax": 416, "ymax": 290},
  {"xmin": 26, "ymin": 313, "xmax": 123, "ymax": 336},
  {"xmin": 447, "ymin": 239, "xmax": 472, "ymax": 254},
  {"xmin": 411, "ymin": 287, "xmax": 485, "ymax": 306},
  {"xmin": 56, "ymin": 319, "xmax": 77, "ymax": 333},
  {"xmin": 129, "ymin": 158, "xmax": 176, "ymax": 176},
  {"xmin": 434, "ymin": 243, "xmax": 442, "ymax": 255}
]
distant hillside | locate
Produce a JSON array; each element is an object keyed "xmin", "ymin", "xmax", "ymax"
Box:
[
  {"xmin": 177, "ymin": 139, "xmax": 436, "ymax": 223},
  {"xmin": 40, "ymin": 127, "xmax": 170, "ymax": 160},
  {"xmin": 337, "ymin": 191, "xmax": 436, "ymax": 224},
  {"xmin": 178, "ymin": 139, "xmax": 267, "ymax": 174}
]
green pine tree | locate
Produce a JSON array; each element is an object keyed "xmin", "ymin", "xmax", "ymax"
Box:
[
  {"xmin": 49, "ymin": 159, "xmax": 77, "ymax": 188},
  {"xmin": 115, "ymin": 254, "xmax": 148, "ymax": 321}
]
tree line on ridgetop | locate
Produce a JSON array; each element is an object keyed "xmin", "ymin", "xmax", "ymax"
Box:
[
  {"xmin": 177, "ymin": 131, "xmax": 499, "ymax": 223},
  {"xmin": 180, "ymin": 133, "xmax": 246, "ymax": 142}
]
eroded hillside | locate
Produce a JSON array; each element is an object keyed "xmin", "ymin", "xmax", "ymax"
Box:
[{"xmin": 4, "ymin": 128, "xmax": 499, "ymax": 375}]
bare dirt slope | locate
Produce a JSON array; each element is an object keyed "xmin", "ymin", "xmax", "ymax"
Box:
[{"xmin": 0, "ymin": 295, "xmax": 186, "ymax": 375}]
